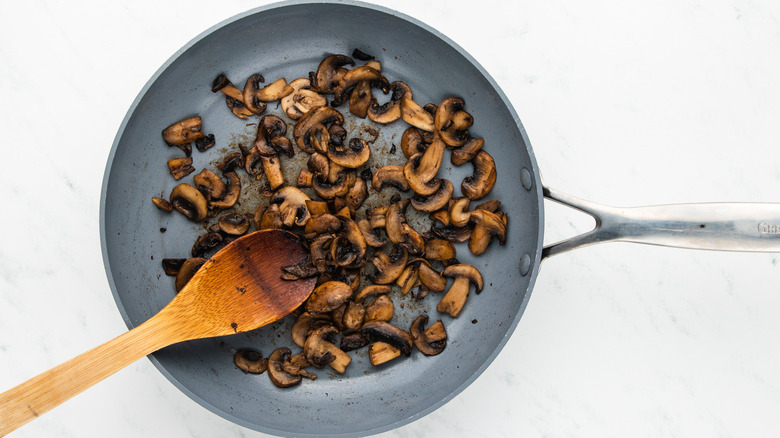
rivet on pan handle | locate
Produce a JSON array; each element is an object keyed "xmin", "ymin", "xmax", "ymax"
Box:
[{"xmin": 542, "ymin": 186, "xmax": 780, "ymax": 260}]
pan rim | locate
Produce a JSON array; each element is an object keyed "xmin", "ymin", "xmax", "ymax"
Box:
[{"xmin": 99, "ymin": 0, "xmax": 545, "ymax": 435}]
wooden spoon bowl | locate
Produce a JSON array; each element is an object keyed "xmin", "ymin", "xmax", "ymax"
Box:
[{"xmin": 0, "ymin": 229, "xmax": 316, "ymax": 435}]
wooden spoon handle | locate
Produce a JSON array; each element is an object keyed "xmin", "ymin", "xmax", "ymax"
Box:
[{"xmin": 0, "ymin": 314, "xmax": 178, "ymax": 435}]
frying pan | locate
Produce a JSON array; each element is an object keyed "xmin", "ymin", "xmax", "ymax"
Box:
[{"xmin": 96, "ymin": 1, "xmax": 780, "ymax": 436}]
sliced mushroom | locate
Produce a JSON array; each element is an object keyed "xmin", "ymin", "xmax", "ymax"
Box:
[
  {"xmin": 281, "ymin": 78, "xmax": 328, "ymax": 119},
  {"xmin": 152, "ymin": 197, "xmax": 172, "ymax": 213},
  {"xmin": 241, "ymin": 73, "xmax": 269, "ymax": 114},
  {"xmin": 253, "ymin": 77, "xmax": 294, "ymax": 102},
  {"xmin": 417, "ymin": 260, "xmax": 446, "ymax": 292},
  {"xmin": 340, "ymin": 331, "xmax": 370, "ymax": 351},
  {"xmin": 312, "ymin": 54, "xmax": 355, "ymax": 93},
  {"xmin": 211, "ymin": 74, "xmax": 244, "ymax": 101},
  {"xmin": 192, "ymin": 169, "xmax": 227, "ymax": 201},
  {"xmin": 354, "ymin": 284, "xmax": 392, "ymax": 303},
  {"xmin": 384, "ymin": 199, "xmax": 409, "ymax": 244},
  {"xmin": 195, "ymin": 134, "xmax": 216, "ymax": 153},
  {"xmin": 304, "ymin": 325, "xmax": 352, "ymax": 373},
  {"xmin": 217, "ymin": 152, "xmax": 244, "ymax": 173},
  {"xmin": 331, "ymin": 65, "xmax": 389, "ymax": 107},
  {"xmin": 341, "ymin": 301, "xmax": 366, "ymax": 331},
  {"xmin": 170, "ymin": 183, "xmax": 208, "ymax": 222},
  {"xmin": 410, "ymin": 314, "xmax": 447, "ymax": 356},
  {"xmin": 357, "ymin": 218, "xmax": 385, "ymax": 247},
  {"xmin": 162, "ymin": 116, "xmax": 205, "ymax": 146},
  {"xmin": 449, "ymin": 197, "xmax": 472, "ymax": 227},
  {"xmin": 344, "ymin": 177, "xmax": 368, "ymax": 214},
  {"xmin": 400, "ymin": 126, "xmax": 427, "ymax": 158},
  {"xmin": 262, "ymin": 155, "xmax": 285, "ymax": 190},
  {"xmin": 328, "ymin": 138, "xmax": 370, "ymax": 169},
  {"xmin": 291, "ymin": 312, "xmax": 332, "ymax": 347},
  {"xmin": 400, "ymin": 90, "xmax": 435, "ymax": 132},
  {"xmin": 369, "ymin": 244, "xmax": 408, "ymax": 284},
  {"xmin": 451, "ymin": 137, "xmax": 484, "ymax": 166},
  {"xmin": 403, "ymin": 135, "xmax": 445, "ymax": 188},
  {"xmin": 174, "ymin": 257, "xmax": 206, "ymax": 292},
  {"xmin": 297, "ymin": 168, "xmax": 314, "ymax": 187},
  {"xmin": 167, "ymin": 157, "xmax": 195, "ymax": 180},
  {"xmin": 436, "ymin": 264, "xmax": 483, "ymax": 317},
  {"xmin": 306, "ymin": 281, "xmax": 353, "ymax": 313},
  {"xmin": 282, "ymin": 353, "xmax": 317, "ymax": 381},
  {"xmin": 367, "ymin": 81, "xmax": 406, "ymax": 124},
  {"xmin": 424, "ymin": 239, "xmax": 457, "ymax": 262},
  {"xmin": 361, "ymin": 321, "xmax": 413, "ymax": 356},
  {"xmin": 435, "ymin": 97, "xmax": 473, "ymax": 147},
  {"xmin": 293, "ymin": 106, "xmax": 345, "ymax": 153},
  {"xmin": 191, "ymin": 231, "xmax": 223, "ymax": 257},
  {"xmin": 259, "ymin": 203, "xmax": 284, "ymax": 230},
  {"xmin": 267, "ymin": 348, "xmax": 302, "ymax": 388},
  {"xmin": 371, "ymin": 165, "xmax": 410, "ymax": 192},
  {"xmin": 233, "ymin": 349, "xmax": 268, "ymax": 374},
  {"xmin": 410, "ymin": 179, "xmax": 453, "ymax": 213},
  {"xmin": 304, "ymin": 213, "xmax": 341, "ymax": 237},
  {"xmin": 161, "ymin": 258, "xmax": 185, "ymax": 276},
  {"xmin": 396, "ymin": 261, "xmax": 420, "ymax": 295},
  {"xmin": 218, "ymin": 212, "xmax": 250, "ymax": 235},
  {"xmin": 208, "ymin": 171, "xmax": 240, "ymax": 212},
  {"xmin": 271, "ymin": 186, "xmax": 311, "ymax": 227},
  {"xmin": 312, "ymin": 170, "xmax": 356, "ymax": 199},
  {"xmin": 349, "ymin": 80, "xmax": 373, "ymax": 118},
  {"xmin": 461, "ymin": 150, "xmax": 496, "ymax": 200},
  {"xmin": 364, "ymin": 294, "xmax": 394, "ymax": 322},
  {"xmin": 468, "ymin": 209, "xmax": 507, "ymax": 255},
  {"xmin": 368, "ymin": 341, "xmax": 401, "ymax": 366}
]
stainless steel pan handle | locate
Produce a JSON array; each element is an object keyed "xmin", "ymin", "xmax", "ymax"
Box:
[{"xmin": 542, "ymin": 186, "xmax": 780, "ymax": 259}]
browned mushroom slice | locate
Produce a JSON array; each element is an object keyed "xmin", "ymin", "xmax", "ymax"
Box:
[
  {"xmin": 194, "ymin": 134, "xmax": 216, "ymax": 153},
  {"xmin": 270, "ymin": 134, "xmax": 295, "ymax": 159},
  {"xmin": 357, "ymin": 219, "xmax": 385, "ymax": 247},
  {"xmin": 267, "ymin": 348, "xmax": 302, "ymax": 388},
  {"xmin": 170, "ymin": 183, "xmax": 208, "ymax": 222},
  {"xmin": 340, "ymin": 331, "xmax": 370, "ymax": 351},
  {"xmin": 291, "ymin": 312, "xmax": 332, "ymax": 347},
  {"xmin": 337, "ymin": 216, "xmax": 367, "ymax": 262},
  {"xmin": 417, "ymin": 260, "xmax": 446, "ymax": 292},
  {"xmin": 162, "ymin": 116, "xmax": 205, "ymax": 146},
  {"xmin": 312, "ymin": 54, "xmax": 355, "ymax": 93},
  {"xmin": 344, "ymin": 177, "xmax": 368, "ymax": 214},
  {"xmin": 400, "ymin": 126, "xmax": 428, "ymax": 158},
  {"xmin": 368, "ymin": 342, "xmax": 401, "ymax": 366},
  {"xmin": 367, "ymin": 81, "xmax": 406, "ymax": 124},
  {"xmin": 255, "ymin": 78, "xmax": 294, "ymax": 102},
  {"xmin": 293, "ymin": 106, "xmax": 345, "ymax": 153},
  {"xmin": 451, "ymin": 137, "xmax": 484, "ymax": 166},
  {"xmin": 429, "ymin": 208, "xmax": 450, "ymax": 227},
  {"xmin": 216, "ymin": 152, "xmax": 244, "ymax": 173},
  {"xmin": 436, "ymin": 264, "xmax": 483, "ymax": 317},
  {"xmin": 304, "ymin": 213, "xmax": 341, "ymax": 237},
  {"xmin": 328, "ymin": 138, "xmax": 370, "ymax": 168},
  {"xmin": 270, "ymin": 186, "xmax": 311, "ymax": 227},
  {"xmin": 400, "ymin": 93, "xmax": 435, "ymax": 132},
  {"xmin": 341, "ymin": 301, "xmax": 366, "ymax": 331},
  {"xmin": 218, "ymin": 212, "xmax": 250, "ymax": 235},
  {"xmin": 259, "ymin": 203, "xmax": 283, "ymax": 230},
  {"xmin": 161, "ymin": 258, "xmax": 185, "ymax": 276},
  {"xmin": 449, "ymin": 197, "xmax": 472, "ymax": 227},
  {"xmin": 331, "ymin": 65, "xmax": 390, "ymax": 107},
  {"xmin": 152, "ymin": 197, "xmax": 172, "ymax": 213},
  {"xmin": 410, "ymin": 314, "xmax": 447, "ymax": 356},
  {"xmin": 281, "ymin": 78, "xmax": 328, "ymax": 119},
  {"xmin": 410, "ymin": 179, "xmax": 453, "ymax": 213},
  {"xmin": 304, "ymin": 325, "xmax": 352, "ymax": 373},
  {"xmin": 461, "ymin": 150, "xmax": 496, "ymax": 200},
  {"xmin": 174, "ymin": 257, "xmax": 206, "ymax": 292},
  {"xmin": 226, "ymin": 97, "xmax": 256, "ymax": 119},
  {"xmin": 211, "ymin": 74, "xmax": 244, "ymax": 101},
  {"xmin": 395, "ymin": 262, "xmax": 420, "ymax": 295},
  {"xmin": 208, "ymin": 171, "xmax": 240, "ymax": 213},
  {"xmin": 361, "ymin": 321, "xmax": 413, "ymax": 356},
  {"xmin": 282, "ymin": 353, "xmax": 317, "ymax": 380},
  {"xmin": 404, "ymin": 135, "xmax": 445, "ymax": 186},
  {"xmin": 384, "ymin": 199, "xmax": 409, "ymax": 244},
  {"xmin": 371, "ymin": 165, "xmax": 410, "ymax": 192},
  {"xmin": 353, "ymin": 284, "xmax": 392, "ymax": 303},
  {"xmin": 369, "ymin": 244, "xmax": 408, "ymax": 284},
  {"xmin": 435, "ymin": 97, "xmax": 473, "ymax": 147},
  {"xmin": 191, "ymin": 232, "xmax": 223, "ymax": 258},
  {"xmin": 431, "ymin": 224, "xmax": 473, "ymax": 243},
  {"xmin": 192, "ymin": 169, "xmax": 226, "ymax": 201},
  {"xmin": 261, "ymin": 155, "xmax": 285, "ymax": 190},
  {"xmin": 312, "ymin": 170, "xmax": 356, "ymax": 199},
  {"xmin": 167, "ymin": 157, "xmax": 195, "ymax": 180},
  {"xmin": 424, "ymin": 239, "xmax": 457, "ymax": 262},
  {"xmin": 306, "ymin": 281, "xmax": 353, "ymax": 313},
  {"xmin": 234, "ymin": 349, "xmax": 268, "ymax": 374},
  {"xmin": 349, "ymin": 80, "xmax": 373, "ymax": 118},
  {"xmin": 297, "ymin": 168, "xmax": 314, "ymax": 188},
  {"xmin": 468, "ymin": 209, "xmax": 507, "ymax": 255},
  {"xmin": 241, "ymin": 73, "xmax": 269, "ymax": 114},
  {"xmin": 364, "ymin": 294, "xmax": 394, "ymax": 322}
]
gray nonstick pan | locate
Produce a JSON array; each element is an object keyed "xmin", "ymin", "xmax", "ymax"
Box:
[{"xmin": 99, "ymin": 1, "xmax": 780, "ymax": 436}]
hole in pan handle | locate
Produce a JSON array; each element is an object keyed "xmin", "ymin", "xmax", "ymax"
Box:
[{"xmin": 542, "ymin": 185, "xmax": 780, "ymax": 260}]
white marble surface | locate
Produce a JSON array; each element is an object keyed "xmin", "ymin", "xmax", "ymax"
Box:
[{"xmin": 2, "ymin": 0, "xmax": 780, "ymax": 436}]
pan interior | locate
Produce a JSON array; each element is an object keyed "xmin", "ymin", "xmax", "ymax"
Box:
[{"xmin": 100, "ymin": 1, "xmax": 542, "ymax": 436}]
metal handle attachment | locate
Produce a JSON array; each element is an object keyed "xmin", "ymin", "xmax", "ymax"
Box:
[{"xmin": 542, "ymin": 186, "xmax": 780, "ymax": 260}]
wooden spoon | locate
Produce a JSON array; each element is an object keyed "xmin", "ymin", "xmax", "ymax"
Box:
[{"xmin": 0, "ymin": 229, "xmax": 316, "ymax": 435}]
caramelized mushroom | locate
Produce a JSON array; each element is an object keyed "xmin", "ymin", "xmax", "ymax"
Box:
[
  {"xmin": 170, "ymin": 183, "xmax": 208, "ymax": 222},
  {"xmin": 234, "ymin": 349, "xmax": 267, "ymax": 374},
  {"xmin": 312, "ymin": 54, "xmax": 355, "ymax": 93},
  {"xmin": 461, "ymin": 150, "xmax": 496, "ymax": 200},
  {"xmin": 167, "ymin": 157, "xmax": 195, "ymax": 180},
  {"xmin": 162, "ymin": 116, "xmax": 205, "ymax": 146},
  {"xmin": 410, "ymin": 314, "xmax": 447, "ymax": 356},
  {"xmin": 436, "ymin": 264, "xmax": 483, "ymax": 317}
]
